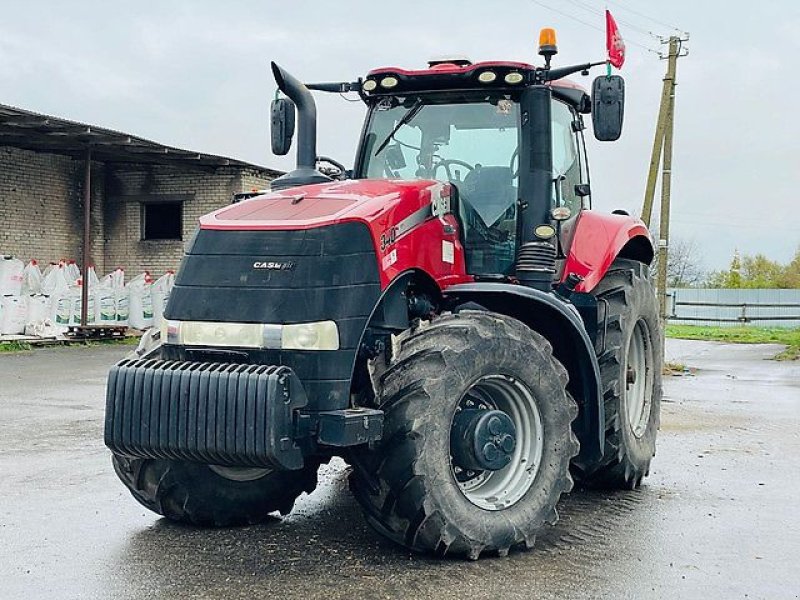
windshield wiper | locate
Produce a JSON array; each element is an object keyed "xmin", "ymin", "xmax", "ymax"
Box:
[{"xmin": 373, "ymin": 99, "xmax": 424, "ymax": 157}]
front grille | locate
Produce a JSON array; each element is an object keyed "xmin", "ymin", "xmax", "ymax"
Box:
[
  {"xmin": 104, "ymin": 359, "xmax": 307, "ymax": 469},
  {"xmin": 163, "ymin": 222, "xmax": 381, "ymax": 409}
]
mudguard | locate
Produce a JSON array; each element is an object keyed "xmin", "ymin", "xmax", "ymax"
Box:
[
  {"xmin": 563, "ymin": 211, "xmax": 654, "ymax": 293},
  {"xmin": 443, "ymin": 282, "xmax": 603, "ymax": 469}
]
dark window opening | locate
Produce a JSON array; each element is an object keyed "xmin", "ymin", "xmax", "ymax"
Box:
[{"xmin": 142, "ymin": 202, "xmax": 183, "ymax": 240}]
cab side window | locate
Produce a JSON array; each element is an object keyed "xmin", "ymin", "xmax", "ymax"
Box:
[{"xmin": 551, "ymin": 100, "xmax": 582, "ymax": 217}]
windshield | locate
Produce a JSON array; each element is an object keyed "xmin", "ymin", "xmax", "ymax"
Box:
[{"xmin": 360, "ymin": 96, "xmax": 521, "ymax": 275}]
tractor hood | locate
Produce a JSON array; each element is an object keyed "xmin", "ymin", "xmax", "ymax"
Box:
[{"xmin": 200, "ymin": 178, "xmax": 447, "ymax": 233}]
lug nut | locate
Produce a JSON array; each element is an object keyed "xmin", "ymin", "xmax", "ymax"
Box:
[
  {"xmin": 499, "ymin": 434, "xmax": 516, "ymax": 454},
  {"xmin": 487, "ymin": 415, "xmax": 503, "ymax": 435},
  {"xmin": 483, "ymin": 442, "xmax": 500, "ymax": 463}
]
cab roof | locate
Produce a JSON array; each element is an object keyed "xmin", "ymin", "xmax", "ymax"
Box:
[{"xmin": 363, "ymin": 60, "xmax": 589, "ymax": 111}]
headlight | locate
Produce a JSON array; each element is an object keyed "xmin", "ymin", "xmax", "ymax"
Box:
[
  {"xmin": 162, "ymin": 319, "xmax": 339, "ymax": 351},
  {"xmin": 282, "ymin": 321, "xmax": 339, "ymax": 351},
  {"xmin": 180, "ymin": 321, "xmax": 264, "ymax": 348}
]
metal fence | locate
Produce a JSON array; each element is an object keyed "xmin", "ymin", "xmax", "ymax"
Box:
[{"xmin": 666, "ymin": 288, "xmax": 800, "ymax": 328}]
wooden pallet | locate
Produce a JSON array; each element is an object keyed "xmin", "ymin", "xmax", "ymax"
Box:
[{"xmin": 65, "ymin": 325, "xmax": 130, "ymax": 340}]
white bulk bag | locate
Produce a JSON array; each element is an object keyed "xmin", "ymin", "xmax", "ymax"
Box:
[
  {"xmin": 95, "ymin": 290, "xmax": 116, "ymax": 324},
  {"xmin": 21, "ymin": 260, "xmax": 43, "ymax": 295},
  {"xmin": 151, "ymin": 271, "xmax": 175, "ymax": 328},
  {"xmin": 110, "ymin": 268, "xmax": 125, "ymax": 289},
  {"xmin": 115, "ymin": 288, "xmax": 130, "ymax": 327},
  {"xmin": 70, "ymin": 283, "xmax": 95, "ymax": 326},
  {"xmin": 65, "ymin": 261, "xmax": 81, "ymax": 284},
  {"xmin": 1, "ymin": 296, "xmax": 28, "ymax": 335},
  {"xmin": 42, "ymin": 265, "xmax": 71, "ymax": 324},
  {"xmin": 41, "ymin": 263, "xmax": 69, "ymax": 296},
  {"xmin": 53, "ymin": 294, "xmax": 73, "ymax": 326},
  {"xmin": 0, "ymin": 257, "xmax": 24, "ymax": 296},
  {"xmin": 127, "ymin": 273, "xmax": 154, "ymax": 330},
  {"xmin": 86, "ymin": 267, "xmax": 115, "ymax": 324},
  {"xmin": 26, "ymin": 294, "xmax": 49, "ymax": 326}
]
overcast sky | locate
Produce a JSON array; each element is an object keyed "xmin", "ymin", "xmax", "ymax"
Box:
[{"xmin": 1, "ymin": 0, "xmax": 797, "ymax": 271}]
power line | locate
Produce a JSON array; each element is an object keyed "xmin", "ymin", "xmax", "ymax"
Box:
[
  {"xmin": 606, "ymin": 0, "xmax": 687, "ymax": 35},
  {"xmin": 530, "ymin": 0, "xmax": 660, "ymax": 54},
  {"xmin": 562, "ymin": 0, "xmax": 660, "ymax": 39}
]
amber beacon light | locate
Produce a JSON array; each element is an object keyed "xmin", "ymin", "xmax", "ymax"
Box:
[{"xmin": 538, "ymin": 27, "xmax": 558, "ymax": 68}]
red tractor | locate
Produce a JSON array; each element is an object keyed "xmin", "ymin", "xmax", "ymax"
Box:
[{"xmin": 106, "ymin": 30, "xmax": 661, "ymax": 559}]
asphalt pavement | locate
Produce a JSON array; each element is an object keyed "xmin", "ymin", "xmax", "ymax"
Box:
[{"xmin": 1, "ymin": 339, "xmax": 798, "ymax": 600}]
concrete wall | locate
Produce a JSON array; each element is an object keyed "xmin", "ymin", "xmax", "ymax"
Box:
[{"xmin": 0, "ymin": 145, "xmax": 274, "ymax": 275}]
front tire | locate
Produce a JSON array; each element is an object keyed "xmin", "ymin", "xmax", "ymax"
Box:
[
  {"xmin": 112, "ymin": 455, "xmax": 319, "ymax": 526},
  {"xmin": 575, "ymin": 258, "xmax": 662, "ymax": 489},
  {"xmin": 350, "ymin": 312, "xmax": 578, "ymax": 559}
]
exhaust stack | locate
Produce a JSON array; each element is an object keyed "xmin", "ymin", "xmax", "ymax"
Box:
[{"xmin": 270, "ymin": 62, "xmax": 331, "ymax": 191}]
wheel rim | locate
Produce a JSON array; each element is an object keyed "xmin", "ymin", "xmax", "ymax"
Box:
[
  {"xmin": 208, "ymin": 465, "xmax": 272, "ymax": 482},
  {"xmin": 624, "ymin": 319, "xmax": 655, "ymax": 438},
  {"xmin": 449, "ymin": 374, "xmax": 544, "ymax": 511}
]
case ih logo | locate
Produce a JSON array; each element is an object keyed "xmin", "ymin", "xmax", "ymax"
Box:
[{"xmin": 253, "ymin": 261, "xmax": 296, "ymax": 271}]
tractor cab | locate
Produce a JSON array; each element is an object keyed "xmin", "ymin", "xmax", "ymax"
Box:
[{"xmin": 354, "ymin": 60, "xmax": 593, "ymax": 277}]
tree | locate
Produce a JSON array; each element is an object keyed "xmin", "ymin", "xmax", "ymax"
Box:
[
  {"xmin": 708, "ymin": 246, "xmax": 800, "ymax": 289},
  {"xmin": 740, "ymin": 254, "xmax": 783, "ymax": 288},
  {"xmin": 777, "ymin": 246, "xmax": 800, "ymax": 288},
  {"xmin": 650, "ymin": 237, "xmax": 706, "ymax": 288}
]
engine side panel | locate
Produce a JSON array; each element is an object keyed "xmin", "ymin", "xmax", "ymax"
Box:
[
  {"xmin": 200, "ymin": 178, "xmax": 471, "ymax": 291},
  {"xmin": 562, "ymin": 211, "xmax": 654, "ymax": 293}
]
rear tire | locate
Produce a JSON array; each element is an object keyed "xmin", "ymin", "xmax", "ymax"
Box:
[
  {"xmin": 112, "ymin": 455, "xmax": 319, "ymax": 526},
  {"xmin": 575, "ymin": 258, "xmax": 662, "ymax": 489},
  {"xmin": 350, "ymin": 312, "xmax": 578, "ymax": 558}
]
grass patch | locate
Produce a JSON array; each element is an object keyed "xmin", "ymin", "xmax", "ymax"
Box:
[
  {"xmin": 0, "ymin": 335, "xmax": 139, "ymax": 353},
  {"xmin": 666, "ymin": 325, "xmax": 800, "ymax": 360},
  {"xmin": 90, "ymin": 336, "xmax": 140, "ymax": 347},
  {"xmin": 0, "ymin": 341, "xmax": 33, "ymax": 353}
]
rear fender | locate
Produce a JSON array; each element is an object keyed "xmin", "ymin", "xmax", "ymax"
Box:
[
  {"xmin": 563, "ymin": 211, "xmax": 654, "ymax": 293},
  {"xmin": 443, "ymin": 282, "xmax": 603, "ymax": 469}
]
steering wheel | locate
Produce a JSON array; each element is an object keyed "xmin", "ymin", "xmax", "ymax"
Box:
[
  {"xmin": 510, "ymin": 147, "xmax": 519, "ymax": 178},
  {"xmin": 433, "ymin": 158, "xmax": 474, "ymax": 182}
]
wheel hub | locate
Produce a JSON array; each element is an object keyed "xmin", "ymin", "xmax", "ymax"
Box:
[
  {"xmin": 451, "ymin": 409, "xmax": 517, "ymax": 472},
  {"xmin": 449, "ymin": 374, "xmax": 545, "ymax": 511}
]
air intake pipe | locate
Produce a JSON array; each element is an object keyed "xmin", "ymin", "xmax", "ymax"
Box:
[
  {"xmin": 516, "ymin": 86, "xmax": 557, "ymax": 291},
  {"xmin": 270, "ymin": 62, "xmax": 331, "ymax": 190}
]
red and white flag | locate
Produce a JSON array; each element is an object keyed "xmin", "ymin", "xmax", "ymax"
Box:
[{"xmin": 606, "ymin": 9, "xmax": 626, "ymax": 69}]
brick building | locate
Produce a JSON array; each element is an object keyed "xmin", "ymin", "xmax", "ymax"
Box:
[{"xmin": 0, "ymin": 103, "xmax": 280, "ymax": 276}]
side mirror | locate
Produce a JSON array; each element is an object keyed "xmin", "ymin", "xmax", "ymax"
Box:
[
  {"xmin": 591, "ymin": 75, "xmax": 625, "ymax": 141},
  {"xmin": 270, "ymin": 96, "xmax": 296, "ymax": 155}
]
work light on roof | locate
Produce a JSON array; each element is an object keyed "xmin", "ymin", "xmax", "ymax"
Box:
[
  {"xmin": 362, "ymin": 79, "xmax": 377, "ymax": 92},
  {"xmin": 504, "ymin": 72, "xmax": 524, "ymax": 84},
  {"xmin": 477, "ymin": 71, "xmax": 497, "ymax": 83},
  {"xmin": 380, "ymin": 76, "xmax": 399, "ymax": 89}
]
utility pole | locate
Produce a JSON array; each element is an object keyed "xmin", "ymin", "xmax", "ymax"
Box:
[{"xmin": 641, "ymin": 34, "xmax": 689, "ymax": 350}]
